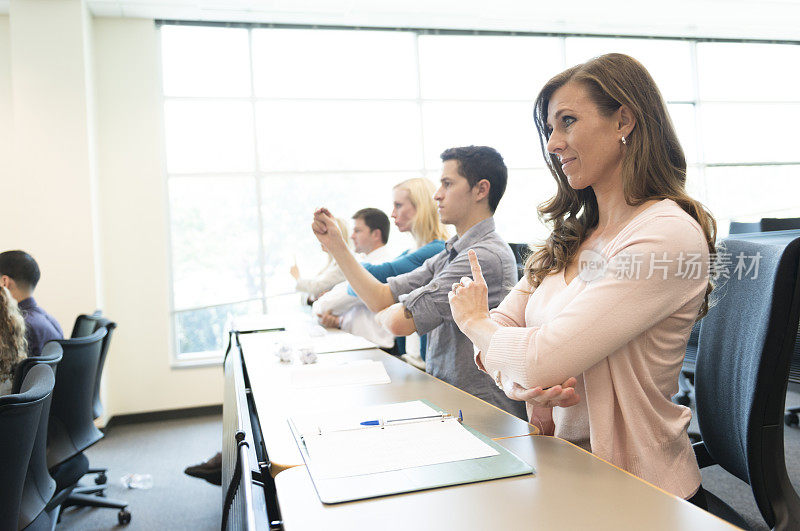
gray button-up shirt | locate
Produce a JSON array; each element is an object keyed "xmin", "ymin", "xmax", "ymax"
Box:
[{"xmin": 387, "ymin": 217, "xmax": 526, "ymax": 419}]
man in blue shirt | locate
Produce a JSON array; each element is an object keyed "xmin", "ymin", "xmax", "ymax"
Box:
[{"xmin": 0, "ymin": 250, "xmax": 64, "ymax": 356}]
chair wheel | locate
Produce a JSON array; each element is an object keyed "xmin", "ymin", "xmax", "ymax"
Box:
[
  {"xmin": 118, "ymin": 509, "xmax": 131, "ymax": 525},
  {"xmin": 785, "ymin": 412, "xmax": 799, "ymax": 427},
  {"xmin": 95, "ymin": 471, "xmax": 107, "ymax": 485}
]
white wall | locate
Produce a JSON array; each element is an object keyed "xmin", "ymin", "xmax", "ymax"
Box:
[
  {"xmin": 0, "ymin": 16, "xmax": 9, "ymax": 176},
  {"xmin": 0, "ymin": 3, "xmax": 223, "ymax": 418},
  {"xmin": 92, "ymin": 17, "xmax": 223, "ymax": 416},
  {"xmin": 6, "ymin": 0, "xmax": 99, "ymax": 325}
]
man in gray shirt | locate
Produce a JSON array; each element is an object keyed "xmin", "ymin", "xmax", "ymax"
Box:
[{"xmin": 311, "ymin": 146, "xmax": 526, "ymax": 418}]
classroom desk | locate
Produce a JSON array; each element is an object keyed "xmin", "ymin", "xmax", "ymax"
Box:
[
  {"xmin": 273, "ymin": 435, "xmax": 736, "ymax": 530},
  {"xmin": 239, "ymin": 332, "xmax": 537, "ymax": 473},
  {"xmin": 227, "ymin": 320, "xmax": 738, "ymax": 530}
]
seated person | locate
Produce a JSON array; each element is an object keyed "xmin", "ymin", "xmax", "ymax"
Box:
[
  {"xmin": 342, "ymin": 178, "xmax": 450, "ymax": 362},
  {"xmin": 313, "ymin": 208, "xmax": 394, "ymax": 347},
  {"xmin": 0, "ymin": 250, "xmax": 63, "ymax": 356},
  {"xmin": 448, "ymin": 54, "xmax": 717, "ymax": 506},
  {"xmin": 0, "ymin": 286, "xmax": 27, "ymax": 396},
  {"xmin": 290, "ymin": 217, "xmax": 352, "ymax": 300},
  {"xmin": 311, "ymin": 146, "xmax": 526, "ymax": 418}
]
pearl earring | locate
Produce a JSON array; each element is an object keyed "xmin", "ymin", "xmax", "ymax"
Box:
[{"xmin": 621, "ymin": 136, "xmax": 627, "ymax": 145}]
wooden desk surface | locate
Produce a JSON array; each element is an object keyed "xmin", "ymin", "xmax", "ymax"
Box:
[
  {"xmin": 236, "ymin": 323, "xmax": 736, "ymax": 530},
  {"xmin": 274, "ymin": 435, "xmax": 737, "ymax": 530},
  {"xmin": 239, "ymin": 333, "xmax": 537, "ymax": 472}
]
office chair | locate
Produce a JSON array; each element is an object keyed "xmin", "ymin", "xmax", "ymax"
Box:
[
  {"xmin": 13, "ymin": 344, "xmax": 62, "ymax": 530},
  {"xmin": 761, "ymin": 217, "xmax": 800, "ymax": 233},
  {"xmin": 693, "ymin": 236, "xmax": 800, "ymax": 529},
  {"xmin": 0, "ymin": 364, "xmax": 55, "ymax": 531},
  {"xmin": 755, "ymin": 221, "xmax": 800, "ymax": 427},
  {"xmin": 71, "ymin": 312, "xmax": 118, "ymax": 485},
  {"xmin": 680, "ymin": 225, "xmax": 800, "ymax": 424},
  {"xmin": 70, "ymin": 310, "xmax": 101, "ymax": 339},
  {"xmin": 71, "ymin": 312, "xmax": 115, "ymax": 419},
  {"xmin": 48, "ymin": 329, "xmax": 131, "ymax": 526},
  {"xmin": 508, "ymin": 242, "xmax": 530, "ymax": 281},
  {"xmin": 785, "ymin": 326, "xmax": 800, "ymax": 427}
]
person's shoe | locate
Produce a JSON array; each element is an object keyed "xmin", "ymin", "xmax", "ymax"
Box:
[{"xmin": 184, "ymin": 451, "xmax": 222, "ymax": 486}]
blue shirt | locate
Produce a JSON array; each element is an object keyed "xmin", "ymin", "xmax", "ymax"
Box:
[
  {"xmin": 346, "ymin": 240, "xmax": 445, "ymax": 360},
  {"xmin": 346, "ymin": 240, "xmax": 446, "ymax": 296},
  {"xmin": 18, "ymin": 297, "xmax": 64, "ymax": 356}
]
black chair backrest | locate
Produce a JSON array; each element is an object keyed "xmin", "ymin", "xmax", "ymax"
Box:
[
  {"xmin": 761, "ymin": 217, "xmax": 800, "ymax": 232},
  {"xmin": 71, "ymin": 311, "xmax": 102, "ymax": 339},
  {"xmin": 717, "ymin": 230, "xmax": 800, "ymax": 390},
  {"xmin": 695, "ymin": 236, "xmax": 800, "ymax": 528},
  {"xmin": 91, "ymin": 318, "xmax": 116, "ymax": 419},
  {"xmin": 47, "ymin": 328, "xmax": 107, "ymax": 469},
  {"xmin": 12, "ymin": 342, "xmax": 63, "ymax": 394},
  {"xmin": 71, "ymin": 313, "xmax": 116, "ymax": 419},
  {"xmin": 13, "ymin": 344, "xmax": 62, "ymax": 529},
  {"xmin": 0, "ymin": 364, "xmax": 55, "ymax": 530}
]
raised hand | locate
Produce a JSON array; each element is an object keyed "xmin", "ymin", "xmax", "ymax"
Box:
[
  {"xmin": 448, "ymin": 249, "xmax": 490, "ymax": 329},
  {"xmin": 311, "ymin": 208, "xmax": 345, "ymax": 251}
]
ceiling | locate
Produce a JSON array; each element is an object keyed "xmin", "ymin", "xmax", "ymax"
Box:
[{"xmin": 1, "ymin": 0, "xmax": 800, "ymax": 41}]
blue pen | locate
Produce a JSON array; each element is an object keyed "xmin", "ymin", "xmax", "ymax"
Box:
[{"xmin": 360, "ymin": 412, "xmax": 455, "ymax": 426}]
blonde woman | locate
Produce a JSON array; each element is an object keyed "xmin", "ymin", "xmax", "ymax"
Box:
[
  {"xmin": 0, "ymin": 286, "xmax": 27, "ymax": 396},
  {"xmin": 291, "ymin": 217, "xmax": 353, "ymax": 298},
  {"xmin": 354, "ymin": 178, "xmax": 449, "ymax": 284},
  {"xmin": 336, "ymin": 178, "xmax": 450, "ymax": 360}
]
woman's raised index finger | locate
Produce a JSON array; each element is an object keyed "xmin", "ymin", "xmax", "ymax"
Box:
[{"xmin": 468, "ymin": 249, "xmax": 485, "ymax": 283}]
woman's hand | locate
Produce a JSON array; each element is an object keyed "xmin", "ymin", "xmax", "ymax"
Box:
[
  {"xmin": 505, "ymin": 377, "xmax": 581, "ymax": 408},
  {"xmin": 448, "ymin": 249, "xmax": 491, "ymax": 330},
  {"xmin": 289, "ymin": 258, "xmax": 300, "ymax": 280},
  {"xmin": 311, "ymin": 208, "xmax": 346, "ymax": 252},
  {"xmin": 318, "ymin": 310, "xmax": 341, "ymax": 329}
]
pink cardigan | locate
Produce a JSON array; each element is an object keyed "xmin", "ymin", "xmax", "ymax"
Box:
[{"xmin": 478, "ymin": 199, "xmax": 707, "ymax": 499}]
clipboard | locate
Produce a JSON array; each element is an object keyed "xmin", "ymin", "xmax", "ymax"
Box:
[{"xmin": 287, "ymin": 399, "xmax": 534, "ymax": 504}]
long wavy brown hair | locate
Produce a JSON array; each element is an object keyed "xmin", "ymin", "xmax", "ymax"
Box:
[
  {"xmin": 525, "ymin": 53, "xmax": 717, "ymax": 319},
  {"xmin": 0, "ymin": 286, "xmax": 27, "ymax": 378}
]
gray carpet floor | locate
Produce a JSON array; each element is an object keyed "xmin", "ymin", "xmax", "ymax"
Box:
[
  {"xmin": 57, "ymin": 391, "xmax": 800, "ymax": 530},
  {"xmin": 58, "ymin": 414, "xmax": 222, "ymax": 530}
]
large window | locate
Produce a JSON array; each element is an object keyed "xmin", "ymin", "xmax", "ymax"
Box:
[{"xmin": 161, "ymin": 24, "xmax": 800, "ymax": 362}]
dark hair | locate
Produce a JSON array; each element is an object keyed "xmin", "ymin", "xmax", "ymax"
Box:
[
  {"xmin": 0, "ymin": 250, "xmax": 41, "ymax": 291},
  {"xmin": 353, "ymin": 208, "xmax": 390, "ymax": 245},
  {"xmin": 440, "ymin": 146, "xmax": 508, "ymax": 213},
  {"xmin": 527, "ymin": 53, "xmax": 717, "ymax": 320}
]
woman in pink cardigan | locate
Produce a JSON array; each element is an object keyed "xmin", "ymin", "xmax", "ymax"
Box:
[{"xmin": 448, "ymin": 53, "xmax": 717, "ymax": 506}]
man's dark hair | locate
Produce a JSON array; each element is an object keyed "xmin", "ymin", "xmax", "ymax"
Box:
[
  {"xmin": 0, "ymin": 250, "xmax": 41, "ymax": 291},
  {"xmin": 353, "ymin": 208, "xmax": 390, "ymax": 245},
  {"xmin": 440, "ymin": 145, "xmax": 508, "ymax": 213}
]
